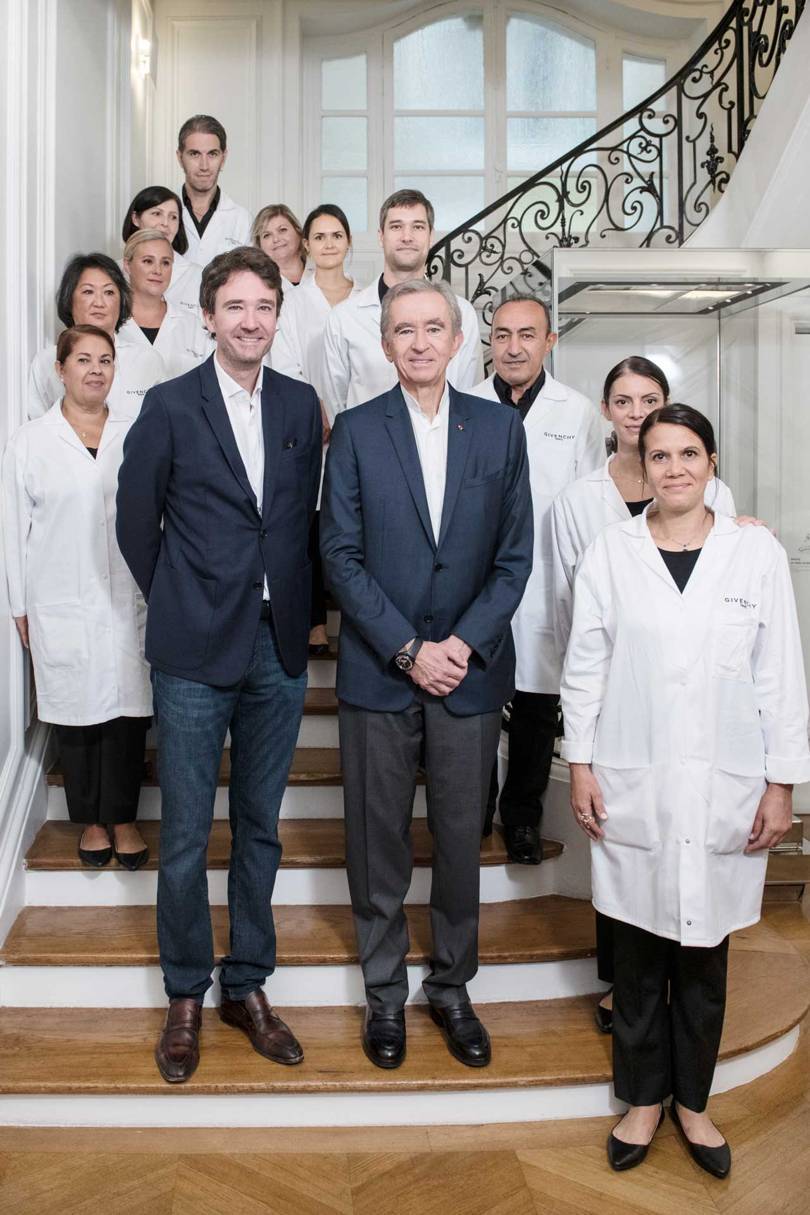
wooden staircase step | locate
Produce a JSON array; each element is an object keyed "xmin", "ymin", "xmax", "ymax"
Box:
[
  {"xmin": 765, "ymin": 853, "xmax": 810, "ymax": 883},
  {"xmin": 47, "ymin": 746, "xmax": 367, "ymax": 788},
  {"xmin": 303, "ymin": 688, "xmax": 338, "ymax": 714},
  {"xmin": 0, "ymin": 895, "xmax": 595, "ymax": 967},
  {"xmin": 0, "ymin": 922, "xmax": 806, "ymax": 1094},
  {"xmin": 24, "ymin": 820, "xmax": 562, "ymax": 872}
]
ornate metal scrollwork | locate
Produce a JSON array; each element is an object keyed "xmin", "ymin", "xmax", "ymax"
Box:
[{"xmin": 428, "ymin": 0, "xmax": 804, "ymax": 351}]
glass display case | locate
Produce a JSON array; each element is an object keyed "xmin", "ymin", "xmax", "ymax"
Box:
[{"xmin": 550, "ymin": 247, "xmax": 810, "ymax": 807}]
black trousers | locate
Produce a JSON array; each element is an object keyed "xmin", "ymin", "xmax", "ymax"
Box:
[
  {"xmin": 53, "ymin": 716, "xmax": 150, "ymax": 825},
  {"xmin": 308, "ymin": 511, "xmax": 327, "ymax": 630},
  {"xmin": 609, "ymin": 916, "xmax": 729, "ymax": 1111},
  {"xmin": 339, "ymin": 697, "xmax": 501, "ymax": 1012},
  {"xmin": 493, "ymin": 691, "xmax": 560, "ymax": 829},
  {"xmin": 596, "ymin": 910, "xmax": 614, "ymax": 984}
]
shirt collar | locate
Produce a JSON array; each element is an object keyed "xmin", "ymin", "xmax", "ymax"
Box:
[
  {"xmin": 493, "ymin": 366, "xmax": 546, "ymax": 415},
  {"xmin": 214, "ymin": 353, "xmax": 264, "ymax": 407},
  {"xmin": 401, "ymin": 381, "xmax": 450, "ymax": 426}
]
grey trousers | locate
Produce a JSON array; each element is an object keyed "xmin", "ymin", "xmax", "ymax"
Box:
[{"xmin": 339, "ymin": 697, "xmax": 502, "ymax": 1012}]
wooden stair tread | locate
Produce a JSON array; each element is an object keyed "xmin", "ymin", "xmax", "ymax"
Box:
[
  {"xmin": 46, "ymin": 746, "xmax": 404, "ymax": 788},
  {"xmin": 25, "ymin": 820, "xmax": 562, "ymax": 872},
  {"xmin": 303, "ymin": 687, "xmax": 338, "ymax": 714},
  {"xmin": 0, "ymin": 928, "xmax": 806, "ymax": 1094},
  {"xmin": 0, "ymin": 896, "xmax": 595, "ymax": 967}
]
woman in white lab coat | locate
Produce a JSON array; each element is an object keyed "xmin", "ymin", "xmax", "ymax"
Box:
[
  {"xmin": 122, "ymin": 184, "xmax": 203, "ymax": 319},
  {"xmin": 27, "ymin": 253, "xmax": 164, "ymax": 420},
  {"xmin": 550, "ymin": 357, "xmax": 736, "ymax": 1033},
  {"xmin": 272, "ymin": 204, "xmax": 363, "ymax": 653},
  {"xmin": 251, "ymin": 204, "xmax": 307, "ymax": 292},
  {"xmin": 119, "ymin": 229, "xmax": 211, "ymax": 379},
  {"xmin": 561, "ymin": 403, "xmax": 810, "ymax": 1177},
  {"xmin": 4, "ymin": 326, "xmax": 153, "ymax": 869}
]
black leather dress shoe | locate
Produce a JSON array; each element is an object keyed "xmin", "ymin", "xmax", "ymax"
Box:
[
  {"xmin": 503, "ymin": 824, "xmax": 542, "ymax": 864},
  {"xmin": 362, "ymin": 1008, "xmax": 406, "ymax": 1069},
  {"xmin": 430, "ymin": 1001, "xmax": 491, "ymax": 1067},
  {"xmin": 114, "ymin": 845, "xmax": 150, "ymax": 871},
  {"xmin": 594, "ymin": 993, "xmax": 613, "ymax": 1034},
  {"xmin": 607, "ymin": 1106, "xmax": 664, "ymax": 1171},
  {"xmin": 670, "ymin": 1103, "xmax": 731, "ymax": 1178},
  {"xmin": 78, "ymin": 833, "xmax": 112, "ymax": 868}
]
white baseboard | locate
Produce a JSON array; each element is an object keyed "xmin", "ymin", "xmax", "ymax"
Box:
[{"xmin": 0, "ymin": 722, "xmax": 50, "ymax": 943}]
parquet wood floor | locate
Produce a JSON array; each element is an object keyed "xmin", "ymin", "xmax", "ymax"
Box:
[{"xmin": 1, "ymin": 906, "xmax": 808, "ymax": 1214}]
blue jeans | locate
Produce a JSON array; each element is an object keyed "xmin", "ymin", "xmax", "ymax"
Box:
[{"xmin": 153, "ymin": 619, "xmax": 306, "ymax": 1002}]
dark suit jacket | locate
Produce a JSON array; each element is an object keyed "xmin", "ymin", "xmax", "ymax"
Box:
[
  {"xmin": 320, "ymin": 384, "xmax": 533, "ymax": 715},
  {"xmin": 116, "ymin": 355, "xmax": 321, "ymax": 686}
]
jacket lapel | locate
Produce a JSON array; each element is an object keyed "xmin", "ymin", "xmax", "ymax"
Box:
[
  {"xmin": 384, "ymin": 386, "xmax": 436, "ymax": 550},
  {"xmin": 199, "ymin": 356, "xmax": 259, "ymax": 513},
  {"xmin": 437, "ymin": 386, "xmax": 473, "ymax": 549},
  {"xmin": 260, "ymin": 370, "xmax": 284, "ymax": 522}
]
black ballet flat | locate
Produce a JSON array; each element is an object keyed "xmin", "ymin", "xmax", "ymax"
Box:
[
  {"xmin": 669, "ymin": 1103, "xmax": 731, "ymax": 1179},
  {"xmin": 77, "ymin": 838, "xmax": 112, "ymax": 868},
  {"xmin": 607, "ymin": 1105, "xmax": 664, "ymax": 1171},
  {"xmin": 594, "ymin": 992, "xmax": 613, "ymax": 1034},
  {"xmin": 114, "ymin": 845, "xmax": 150, "ymax": 872}
]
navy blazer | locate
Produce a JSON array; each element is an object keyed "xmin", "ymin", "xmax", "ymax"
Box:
[
  {"xmin": 116, "ymin": 355, "xmax": 321, "ymax": 686},
  {"xmin": 320, "ymin": 384, "xmax": 533, "ymax": 715}
]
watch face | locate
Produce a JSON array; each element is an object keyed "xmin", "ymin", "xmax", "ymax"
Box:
[{"xmin": 395, "ymin": 653, "xmax": 414, "ymax": 672}]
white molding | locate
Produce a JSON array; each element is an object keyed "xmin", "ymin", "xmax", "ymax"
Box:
[
  {"xmin": 0, "ymin": 1023, "xmax": 795, "ymax": 1128},
  {"xmin": 0, "ymin": 722, "xmax": 49, "ymax": 945}
]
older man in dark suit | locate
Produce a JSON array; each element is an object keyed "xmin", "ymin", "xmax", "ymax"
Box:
[
  {"xmin": 320, "ymin": 279, "xmax": 532, "ymax": 1070},
  {"xmin": 117, "ymin": 246, "xmax": 321, "ymax": 1083}
]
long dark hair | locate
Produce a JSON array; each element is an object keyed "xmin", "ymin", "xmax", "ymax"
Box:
[
  {"xmin": 122, "ymin": 186, "xmax": 188, "ymax": 255},
  {"xmin": 602, "ymin": 355, "xmax": 670, "ymax": 404},
  {"xmin": 56, "ymin": 253, "xmax": 131, "ymax": 332},
  {"xmin": 638, "ymin": 403, "xmax": 717, "ymax": 468},
  {"xmin": 302, "ymin": 203, "xmax": 352, "ymax": 244}
]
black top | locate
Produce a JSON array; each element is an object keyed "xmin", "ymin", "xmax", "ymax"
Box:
[
  {"xmin": 658, "ymin": 546, "xmax": 701, "ymax": 593},
  {"xmin": 139, "ymin": 326, "xmax": 160, "ymax": 345},
  {"xmin": 182, "ymin": 184, "xmax": 221, "ymax": 238},
  {"xmin": 86, "ymin": 447, "xmax": 98, "ymax": 459},
  {"xmin": 378, "ymin": 273, "xmax": 389, "ymax": 304},
  {"xmin": 492, "ymin": 369, "xmax": 546, "ymax": 420},
  {"xmin": 626, "ymin": 497, "xmax": 653, "ymax": 517}
]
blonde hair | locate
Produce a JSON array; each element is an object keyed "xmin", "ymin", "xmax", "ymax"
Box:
[
  {"xmin": 123, "ymin": 227, "xmax": 174, "ymax": 263},
  {"xmin": 251, "ymin": 205, "xmax": 305, "ymax": 261}
]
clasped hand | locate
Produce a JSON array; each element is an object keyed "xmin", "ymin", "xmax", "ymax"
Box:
[{"xmin": 410, "ymin": 636, "xmax": 472, "ymax": 697}]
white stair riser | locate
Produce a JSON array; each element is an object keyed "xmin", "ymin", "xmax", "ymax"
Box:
[
  {"xmin": 0, "ymin": 1029, "xmax": 797, "ymax": 1128},
  {"xmin": 23, "ymin": 860, "xmax": 555, "ymax": 906},
  {"xmin": 0, "ymin": 958, "xmax": 602, "ymax": 1008},
  {"xmin": 47, "ymin": 783, "xmax": 429, "ymax": 821},
  {"xmin": 307, "ymin": 659, "xmax": 337, "ymax": 689},
  {"xmin": 297, "ymin": 717, "xmax": 340, "ymax": 748}
]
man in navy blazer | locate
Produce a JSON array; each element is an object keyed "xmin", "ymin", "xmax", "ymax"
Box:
[
  {"xmin": 320, "ymin": 279, "xmax": 532, "ymax": 1070},
  {"xmin": 117, "ymin": 247, "xmax": 321, "ymax": 1083}
]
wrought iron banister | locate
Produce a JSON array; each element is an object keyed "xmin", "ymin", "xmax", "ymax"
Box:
[{"xmin": 429, "ymin": 0, "xmax": 804, "ymax": 336}]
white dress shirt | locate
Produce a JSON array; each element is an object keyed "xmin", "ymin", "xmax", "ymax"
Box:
[
  {"xmin": 402, "ymin": 382, "xmax": 449, "ymax": 544},
  {"xmin": 213, "ymin": 354, "xmax": 268, "ymax": 597}
]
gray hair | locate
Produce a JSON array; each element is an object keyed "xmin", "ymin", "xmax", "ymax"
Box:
[
  {"xmin": 492, "ymin": 293, "xmax": 552, "ymax": 332},
  {"xmin": 380, "ymin": 278, "xmax": 462, "ymax": 340}
]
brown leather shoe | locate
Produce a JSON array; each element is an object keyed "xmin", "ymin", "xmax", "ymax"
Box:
[
  {"xmin": 154, "ymin": 997, "xmax": 202, "ymax": 1084},
  {"xmin": 220, "ymin": 989, "xmax": 304, "ymax": 1065}
]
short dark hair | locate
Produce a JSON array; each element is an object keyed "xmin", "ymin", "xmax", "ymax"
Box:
[
  {"xmin": 200, "ymin": 246, "xmax": 283, "ymax": 316},
  {"xmin": 379, "ymin": 189, "xmax": 435, "ymax": 232},
  {"xmin": 638, "ymin": 403, "xmax": 717, "ymax": 466},
  {"xmin": 56, "ymin": 324, "xmax": 116, "ymax": 365},
  {"xmin": 492, "ymin": 293, "xmax": 552, "ymax": 333},
  {"xmin": 602, "ymin": 355, "xmax": 670, "ymax": 405},
  {"xmin": 302, "ymin": 203, "xmax": 352, "ymax": 244},
  {"xmin": 56, "ymin": 253, "xmax": 131, "ymax": 332},
  {"xmin": 122, "ymin": 186, "xmax": 188, "ymax": 255},
  {"xmin": 178, "ymin": 114, "xmax": 227, "ymax": 153}
]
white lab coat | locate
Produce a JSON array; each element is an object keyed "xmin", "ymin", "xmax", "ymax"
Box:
[
  {"xmin": 560, "ymin": 510, "xmax": 810, "ymax": 946},
  {"xmin": 117, "ymin": 303, "xmax": 213, "ymax": 381},
  {"xmin": 270, "ymin": 276, "xmax": 364, "ymax": 399},
  {"xmin": 471, "ymin": 371, "xmax": 605, "ymax": 692},
  {"xmin": 181, "ymin": 190, "xmax": 251, "ymax": 267},
  {"xmin": 27, "ymin": 337, "xmax": 165, "ymax": 421},
  {"xmin": 320, "ymin": 278, "xmax": 483, "ymax": 419},
  {"xmin": 166, "ymin": 252, "xmax": 203, "ymax": 318},
  {"xmin": 551, "ymin": 457, "xmax": 737, "ymax": 655},
  {"xmin": 2, "ymin": 403, "xmax": 152, "ymax": 725}
]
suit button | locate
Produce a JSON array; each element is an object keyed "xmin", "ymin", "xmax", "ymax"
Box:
[
  {"xmin": 253, "ymin": 582, "xmax": 262, "ymax": 590},
  {"xmin": 424, "ymin": 614, "xmax": 433, "ymax": 623},
  {"xmin": 260, "ymin": 529, "xmax": 267, "ymax": 539},
  {"xmin": 434, "ymin": 563, "xmax": 444, "ymax": 572}
]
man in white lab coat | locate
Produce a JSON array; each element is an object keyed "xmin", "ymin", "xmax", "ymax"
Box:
[
  {"xmin": 472, "ymin": 295, "xmax": 604, "ymax": 864},
  {"xmin": 320, "ymin": 189, "xmax": 483, "ymax": 417},
  {"xmin": 177, "ymin": 114, "xmax": 251, "ymax": 268}
]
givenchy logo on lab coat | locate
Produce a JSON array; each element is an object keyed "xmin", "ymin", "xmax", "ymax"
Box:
[
  {"xmin": 544, "ymin": 430, "xmax": 575, "ymax": 441},
  {"xmin": 724, "ymin": 596, "xmax": 758, "ymax": 610}
]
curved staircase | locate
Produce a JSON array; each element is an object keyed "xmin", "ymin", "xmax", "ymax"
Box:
[{"xmin": 1, "ymin": 616, "xmax": 807, "ymax": 1128}]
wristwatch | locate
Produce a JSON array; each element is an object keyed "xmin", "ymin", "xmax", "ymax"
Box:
[{"xmin": 394, "ymin": 638, "xmax": 423, "ymax": 672}]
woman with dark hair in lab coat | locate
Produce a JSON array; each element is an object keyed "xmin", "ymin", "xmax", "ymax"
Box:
[
  {"xmin": 122, "ymin": 184, "xmax": 202, "ymax": 318},
  {"xmin": 561, "ymin": 403, "xmax": 810, "ymax": 1178},
  {"xmin": 5, "ymin": 326, "xmax": 152, "ymax": 869}
]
